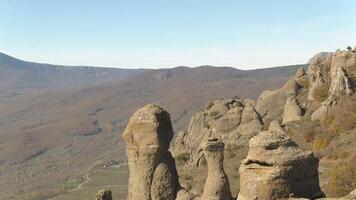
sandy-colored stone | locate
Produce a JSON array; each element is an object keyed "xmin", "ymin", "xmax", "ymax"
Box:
[
  {"xmin": 282, "ymin": 97, "xmax": 303, "ymax": 124},
  {"xmin": 200, "ymin": 138, "xmax": 233, "ymax": 200},
  {"xmin": 237, "ymin": 121, "xmax": 325, "ymax": 200},
  {"xmin": 123, "ymin": 104, "xmax": 180, "ymax": 200}
]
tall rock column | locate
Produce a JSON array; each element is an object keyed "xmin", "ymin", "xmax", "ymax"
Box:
[
  {"xmin": 201, "ymin": 137, "xmax": 233, "ymax": 200},
  {"xmin": 238, "ymin": 121, "xmax": 325, "ymax": 200},
  {"xmin": 123, "ymin": 104, "xmax": 180, "ymax": 200}
]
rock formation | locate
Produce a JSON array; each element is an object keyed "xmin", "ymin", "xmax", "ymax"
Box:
[
  {"xmin": 282, "ymin": 96, "xmax": 303, "ymax": 124},
  {"xmin": 329, "ymin": 67, "xmax": 353, "ymax": 97},
  {"xmin": 123, "ymin": 104, "xmax": 180, "ymax": 200},
  {"xmin": 237, "ymin": 121, "xmax": 325, "ymax": 200},
  {"xmin": 200, "ymin": 138, "xmax": 233, "ymax": 200},
  {"xmin": 96, "ymin": 189, "xmax": 113, "ymax": 200},
  {"xmin": 172, "ymin": 98, "xmax": 263, "ymax": 167},
  {"xmin": 256, "ymin": 74, "xmax": 302, "ymax": 125}
]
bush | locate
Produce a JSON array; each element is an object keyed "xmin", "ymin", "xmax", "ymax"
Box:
[
  {"xmin": 326, "ymin": 159, "xmax": 356, "ymax": 197},
  {"xmin": 312, "ymin": 84, "xmax": 329, "ymax": 102},
  {"xmin": 175, "ymin": 152, "xmax": 190, "ymax": 163},
  {"xmin": 209, "ymin": 111, "xmax": 220, "ymax": 118},
  {"xmin": 313, "ymin": 135, "xmax": 333, "ymax": 151}
]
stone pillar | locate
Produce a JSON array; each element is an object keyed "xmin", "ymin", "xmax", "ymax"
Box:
[
  {"xmin": 123, "ymin": 104, "xmax": 180, "ymax": 200},
  {"xmin": 201, "ymin": 137, "xmax": 233, "ymax": 200}
]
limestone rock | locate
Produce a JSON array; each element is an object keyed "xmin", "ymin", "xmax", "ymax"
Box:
[
  {"xmin": 238, "ymin": 121, "xmax": 325, "ymax": 200},
  {"xmin": 282, "ymin": 97, "xmax": 303, "ymax": 124},
  {"xmin": 123, "ymin": 104, "xmax": 180, "ymax": 200},
  {"xmin": 200, "ymin": 138, "xmax": 233, "ymax": 200},
  {"xmin": 96, "ymin": 189, "xmax": 113, "ymax": 200},
  {"xmin": 256, "ymin": 79, "xmax": 301, "ymax": 124},
  {"xmin": 307, "ymin": 53, "xmax": 333, "ymax": 102},
  {"xmin": 294, "ymin": 67, "xmax": 306, "ymax": 78},
  {"xmin": 172, "ymin": 98, "xmax": 263, "ymax": 167},
  {"xmin": 317, "ymin": 188, "xmax": 356, "ymax": 200},
  {"xmin": 176, "ymin": 188, "xmax": 196, "ymax": 200},
  {"xmin": 329, "ymin": 67, "xmax": 353, "ymax": 97}
]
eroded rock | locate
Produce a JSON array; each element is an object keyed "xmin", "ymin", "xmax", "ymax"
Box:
[
  {"xmin": 200, "ymin": 138, "xmax": 233, "ymax": 200},
  {"xmin": 123, "ymin": 104, "xmax": 180, "ymax": 200},
  {"xmin": 282, "ymin": 97, "xmax": 303, "ymax": 124},
  {"xmin": 237, "ymin": 121, "xmax": 325, "ymax": 200}
]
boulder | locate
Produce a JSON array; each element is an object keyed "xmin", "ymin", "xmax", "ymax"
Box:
[
  {"xmin": 200, "ymin": 138, "xmax": 233, "ymax": 200},
  {"xmin": 282, "ymin": 97, "xmax": 303, "ymax": 124},
  {"xmin": 123, "ymin": 104, "xmax": 180, "ymax": 200},
  {"xmin": 96, "ymin": 189, "xmax": 113, "ymax": 200},
  {"xmin": 237, "ymin": 121, "xmax": 325, "ymax": 200}
]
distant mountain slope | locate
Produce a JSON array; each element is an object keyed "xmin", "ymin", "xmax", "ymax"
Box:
[
  {"xmin": 0, "ymin": 52, "xmax": 306, "ymax": 199},
  {"xmin": 0, "ymin": 52, "xmax": 147, "ymax": 90}
]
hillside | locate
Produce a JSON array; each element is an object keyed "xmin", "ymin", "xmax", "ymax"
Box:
[
  {"xmin": 0, "ymin": 52, "xmax": 146, "ymax": 92},
  {"xmin": 0, "ymin": 53, "xmax": 305, "ymax": 199}
]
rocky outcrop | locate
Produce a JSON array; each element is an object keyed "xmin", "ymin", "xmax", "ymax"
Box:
[
  {"xmin": 237, "ymin": 121, "xmax": 325, "ymax": 200},
  {"xmin": 200, "ymin": 138, "xmax": 233, "ymax": 200},
  {"xmin": 309, "ymin": 49, "xmax": 355, "ymax": 121},
  {"xmin": 282, "ymin": 96, "xmax": 303, "ymax": 124},
  {"xmin": 123, "ymin": 104, "xmax": 180, "ymax": 200},
  {"xmin": 96, "ymin": 189, "xmax": 113, "ymax": 200},
  {"xmin": 256, "ymin": 71, "xmax": 302, "ymax": 125},
  {"xmin": 329, "ymin": 67, "xmax": 353, "ymax": 97},
  {"xmin": 172, "ymin": 98, "xmax": 263, "ymax": 167}
]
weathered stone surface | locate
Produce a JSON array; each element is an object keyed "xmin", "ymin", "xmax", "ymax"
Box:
[
  {"xmin": 316, "ymin": 188, "xmax": 356, "ymax": 200},
  {"xmin": 294, "ymin": 67, "xmax": 306, "ymax": 78},
  {"xmin": 200, "ymin": 138, "xmax": 233, "ymax": 200},
  {"xmin": 237, "ymin": 121, "xmax": 325, "ymax": 200},
  {"xmin": 123, "ymin": 104, "xmax": 180, "ymax": 200},
  {"xmin": 282, "ymin": 97, "xmax": 303, "ymax": 124},
  {"xmin": 172, "ymin": 98, "xmax": 263, "ymax": 167},
  {"xmin": 96, "ymin": 189, "xmax": 113, "ymax": 200},
  {"xmin": 329, "ymin": 67, "xmax": 353, "ymax": 97},
  {"xmin": 256, "ymin": 79, "xmax": 301, "ymax": 124}
]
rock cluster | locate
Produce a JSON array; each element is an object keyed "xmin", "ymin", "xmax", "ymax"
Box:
[
  {"xmin": 200, "ymin": 137, "xmax": 233, "ymax": 200},
  {"xmin": 172, "ymin": 98, "xmax": 263, "ymax": 167},
  {"xmin": 238, "ymin": 121, "xmax": 325, "ymax": 200}
]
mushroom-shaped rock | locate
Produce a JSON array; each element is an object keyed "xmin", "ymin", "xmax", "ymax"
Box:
[
  {"xmin": 200, "ymin": 137, "xmax": 233, "ymax": 200},
  {"xmin": 123, "ymin": 104, "xmax": 180, "ymax": 200},
  {"xmin": 96, "ymin": 189, "xmax": 113, "ymax": 200},
  {"xmin": 282, "ymin": 97, "xmax": 303, "ymax": 124},
  {"xmin": 238, "ymin": 122, "xmax": 325, "ymax": 200}
]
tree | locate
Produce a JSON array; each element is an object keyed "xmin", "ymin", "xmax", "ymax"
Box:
[{"xmin": 347, "ymin": 46, "xmax": 352, "ymax": 51}]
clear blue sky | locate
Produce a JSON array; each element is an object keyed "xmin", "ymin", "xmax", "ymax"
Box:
[{"xmin": 1, "ymin": 0, "xmax": 355, "ymax": 69}]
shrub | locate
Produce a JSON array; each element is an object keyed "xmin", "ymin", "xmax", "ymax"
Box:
[
  {"xmin": 209, "ymin": 111, "xmax": 220, "ymax": 118},
  {"xmin": 313, "ymin": 135, "xmax": 333, "ymax": 151},
  {"xmin": 326, "ymin": 160, "xmax": 356, "ymax": 197},
  {"xmin": 312, "ymin": 84, "xmax": 329, "ymax": 102},
  {"xmin": 175, "ymin": 152, "xmax": 190, "ymax": 163}
]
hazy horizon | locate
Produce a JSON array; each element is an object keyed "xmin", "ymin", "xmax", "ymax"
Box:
[{"xmin": 1, "ymin": 0, "xmax": 355, "ymax": 69}]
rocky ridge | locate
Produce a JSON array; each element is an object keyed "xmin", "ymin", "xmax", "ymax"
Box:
[{"xmin": 171, "ymin": 47, "xmax": 356, "ymax": 198}]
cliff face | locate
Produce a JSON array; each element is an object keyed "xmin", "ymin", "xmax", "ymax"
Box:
[{"xmin": 171, "ymin": 47, "xmax": 356, "ymax": 198}]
